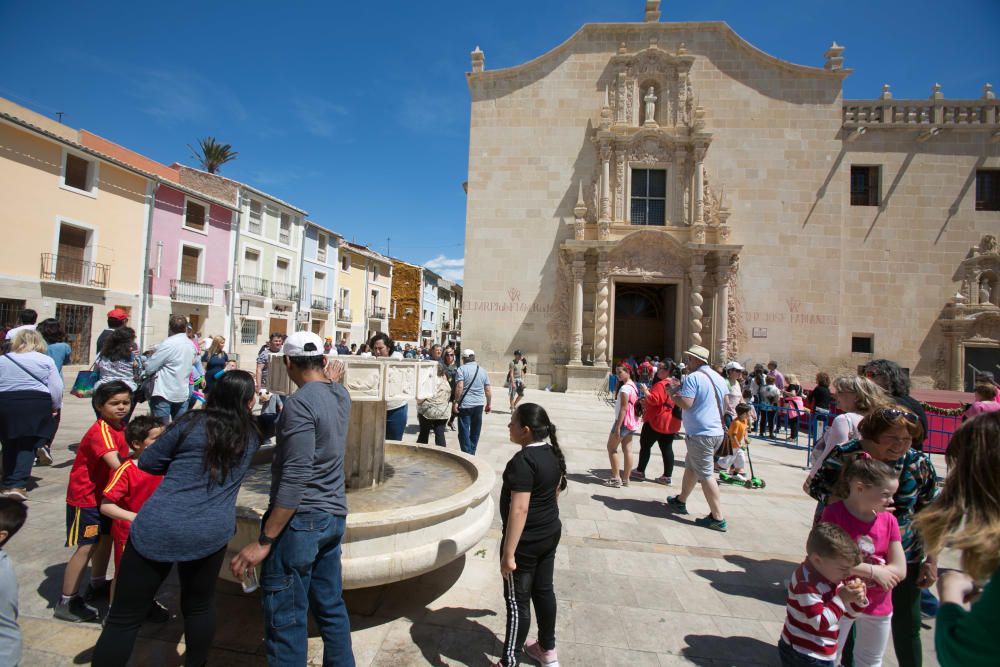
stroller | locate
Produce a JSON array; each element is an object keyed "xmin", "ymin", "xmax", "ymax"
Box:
[{"xmin": 718, "ymin": 438, "xmax": 766, "ymax": 489}]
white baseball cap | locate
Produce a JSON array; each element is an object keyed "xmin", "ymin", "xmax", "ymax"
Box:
[
  {"xmin": 282, "ymin": 331, "xmax": 325, "ymax": 357},
  {"xmin": 723, "ymin": 361, "xmax": 745, "ymax": 372},
  {"xmin": 462, "ymin": 348, "xmax": 475, "ymax": 359}
]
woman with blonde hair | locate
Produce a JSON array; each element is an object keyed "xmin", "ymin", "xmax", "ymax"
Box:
[
  {"xmin": 914, "ymin": 411, "xmax": 1000, "ymax": 666},
  {"xmin": 0, "ymin": 329, "xmax": 63, "ymax": 499},
  {"xmin": 803, "ymin": 375, "xmax": 888, "ymax": 490},
  {"xmin": 201, "ymin": 336, "xmax": 229, "ymax": 395}
]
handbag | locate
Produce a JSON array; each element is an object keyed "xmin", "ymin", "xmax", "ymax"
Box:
[{"xmin": 70, "ymin": 368, "xmax": 100, "ymax": 398}]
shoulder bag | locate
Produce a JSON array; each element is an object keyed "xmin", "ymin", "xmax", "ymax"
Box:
[
  {"xmin": 699, "ymin": 367, "xmax": 734, "ymax": 458},
  {"xmin": 457, "ymin": 366, "xmax": 480, "ymax": 409}
]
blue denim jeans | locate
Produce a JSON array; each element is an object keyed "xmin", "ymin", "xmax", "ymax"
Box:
[
  {"xmin": 261, "ymin": 511, "xmax": 354, "ymax": 667},
  {"xmin": 149, "ymin": 396, "xmax": 188, "ymax": 424},
  {"xmin": 457, "ymin": 405, "xmax": 484, "ymax": 455},
  {"xmin": 385, "ymin": 403, "xmax": 408, "ymax": 441},
  {"xmin": 1, "ymin": 436, "xmax": 41, "ymax": 488}
]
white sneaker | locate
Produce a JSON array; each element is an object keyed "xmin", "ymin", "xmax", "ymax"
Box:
[
  {"xmin": 735, "ymin": 473, "xmax": 749, "ymax": 482},
  {"xmin": 524, "ymin": 639, "xmax": 559, "ymax": 666}
]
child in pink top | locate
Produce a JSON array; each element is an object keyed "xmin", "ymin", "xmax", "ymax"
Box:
[
  {"xmin": 821, "ymin": 453, "xmax": 906, "ymax": 667},
  {"xmin": 963, "ymin": 384, "xmax": 1000, "ymax": 420}
]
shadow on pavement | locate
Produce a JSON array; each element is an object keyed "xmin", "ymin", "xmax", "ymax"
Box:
[
  {"xmin": 693, "ymin": 554, "xmax": 795, "ymax": 606},
  {"xmin": 682, "ymin": 633, "xmax": 777, "ymax": 665},
  {"xmin": 590, "ymin": 494, "xmax": 670, "ymax": 520}
]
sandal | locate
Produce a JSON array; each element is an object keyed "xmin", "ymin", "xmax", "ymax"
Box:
[{"xmin": 604, "ymin": 478, "xmax": 622, "ymax": 488}]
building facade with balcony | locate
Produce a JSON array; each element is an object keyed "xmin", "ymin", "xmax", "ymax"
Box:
[
  {"xmin": 299, "ymin": 221, "xmax": 341, "ymax": 341},
  {"xmin": 388, "ymin": 260, "xmax": 422, "ymax": 345},
  {"xmin": 0, "ymin": 98, "xmax": 157, "ymax": 363},
  {"xmin": 420, "ymin": 268, "xmax": 441, "ymax": 348},
  {"xmin": 340, "ymin": 241, "xmax": 392, "ymax": 345},
  {"xmin": 437, "ymin": 278, "xmax": 463, "ymax": 347}
]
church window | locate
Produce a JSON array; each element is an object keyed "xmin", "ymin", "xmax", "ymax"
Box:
[
  {"xmin": 975, "ymin": 170, "xmax": 1000, "ymax": 211},
  {"xmin": 630, "ymin": 169, "xmax": 666, "ymax": 225},
  {"xmin": 850, "ymin": 166, "xmax": 880, "ymax": 206}
]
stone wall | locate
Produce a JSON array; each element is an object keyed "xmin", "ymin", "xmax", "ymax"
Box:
[{"xmin": 389, "ymin": 261, "xmax": 422, "ymax": 343}]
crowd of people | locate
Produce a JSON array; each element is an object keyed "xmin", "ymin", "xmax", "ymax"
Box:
[{"xmin": 1, "ymin": 304, "xmax": 998, "ymax": 665}]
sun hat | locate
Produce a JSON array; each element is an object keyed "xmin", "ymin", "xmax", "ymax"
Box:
[
  {"xmin": 282, "ymin": 331, "xmax": 325, "ymax": 357},
  {"xmin": 683, "ymin": 345, "xmax": 711, "ymax": 364},
  {"xmin": 723, "ymin": 361, "xmax": 744, "ymax": 372}
]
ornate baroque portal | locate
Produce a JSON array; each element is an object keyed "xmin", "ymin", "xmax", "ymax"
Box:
[{"xmin": 558, "ymin": 40, "xmax": 742, "ymax": 386}]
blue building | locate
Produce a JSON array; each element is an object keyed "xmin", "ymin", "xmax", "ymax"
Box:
[
  {"xmin": 420, "ymin": 268, "xmax": 441, "ymax": 347},
  {"xmin": 298, "ymin": 221, "xmax": 342, "ymax": 341}
]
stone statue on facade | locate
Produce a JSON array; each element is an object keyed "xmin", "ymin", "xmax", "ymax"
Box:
[
  {"xmin": 981, "ymin": 279, "xmax": 993, "ymax": 305},
  {"xmin": 643, "ymin": 86, "xmax": 657, "ymax": 126}
]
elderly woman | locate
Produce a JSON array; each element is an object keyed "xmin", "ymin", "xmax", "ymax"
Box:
[
  {"xmin": 0, "ymin": 330, "xmax": 63, "ymax": 499},
  {"xmin": 417, "ymin": 362, "xmax": 452, "ymax": 446},
  {"xmin": 808, "ymin": 407, "xmax": 938, "ymax": 667}
]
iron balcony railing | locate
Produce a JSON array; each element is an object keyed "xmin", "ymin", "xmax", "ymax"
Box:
[
  {"xmin": 170, "ymin": 279, "xmax": 214, "ymax": 304},
  {"xmin": 369, "ymin": 306, "xmax": 387, "ymax": 319},
  {"xmin": 40, "ymin": 253, "xmax": 110, "ymax": 289},
  {"xmin": 271, "ymin": 281, "xmax": 299, "ymax": 302},
  {"xmin": 311, "ymin": 295, "xmax": 332, "ymax": 311},
  {"xmin": 336, "ymin": 307, "xmax": 352, "ymax": 323},
  {"xmin": 238, "ymin": 275, "xmax": 269, "ymax": 297}
]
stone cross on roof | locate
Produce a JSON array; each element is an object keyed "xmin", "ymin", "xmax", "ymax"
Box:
[{"xmin": 644, "ymin": 1, "xmax": 661, "ymax": 22}]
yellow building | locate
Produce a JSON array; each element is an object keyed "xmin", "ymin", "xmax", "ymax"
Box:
[
  {"xmin": 336, "ymin": 241, "xmax": 393, "ymax": 347},
  {"xmin": 0, "ymin": 99, "xmax": 154, "ymax": 363}
]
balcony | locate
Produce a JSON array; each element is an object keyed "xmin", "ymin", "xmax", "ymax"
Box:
[
  {"xmin": 238, "ymin": 275, "xmax": 269, "ymax": 298},
  {"xmin": 369, "ymin": 306, "xmax": 387, "ymax": 320},
  {"xmin": 336, "ymin": 307, "xmax": 352, "ymax": 324},
  {"xmin": 311, "ymin": 295, "xmax": 332, "ymax": 312},
  {"xmin": 271, "ymin": 282, "xmax": 299, "ymax": 302},
  {"xmin": 171, "ymin": 279, "xmax": 214, "ymax": 304},
  {"xmin": 40, "ymin": 253, "xmax": 109, "ymax": 289}
]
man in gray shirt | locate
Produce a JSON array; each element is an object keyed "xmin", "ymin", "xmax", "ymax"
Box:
[
  {"xmin": 230, "ymin": 331, "xmax": 354, "ymax": 666},
  {"xmin": 453, "ymin": 348, "xmax": 492, "ymax": 455}
]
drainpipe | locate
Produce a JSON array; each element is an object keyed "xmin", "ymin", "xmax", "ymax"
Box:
[
  {"xmin": 229, "ymin": 187, "xmax": 243, "ymax": 358},
  {"xmin": 138, "ymin": 180, "xmax": 159, "ymax": 351},
  {"xmin": 363, "ymin": 255, "xmax": 371, "ymax": 340},
  {"xmin": 297, "ymin": 223, "xmax": 307, "ymax": 332}
]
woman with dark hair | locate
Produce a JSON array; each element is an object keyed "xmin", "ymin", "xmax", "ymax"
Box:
[
  {"xmin": 38, "ymin": 318, "xmax": 72, "ymax": 375},
  {"xmin": 369, "ymin": 332, "xmax": 408, "ymax": 440},
  {"xmin": 492, "ymin": 403, "xmax": 567, "ymax": 667},
  {"xmin": 92, "ymin": 370, "xmax": 261, "ymax": 666},
  {"xmin": 863, "ymin": 359, "xmax": 929, "ymax": 450},
  {"xmin": 96, "ymin": 327, "xmax": 138, "ymax": 390},
  {"xmin": 808, "ymin": 407, "xmax": 939, "ymax": 667}
]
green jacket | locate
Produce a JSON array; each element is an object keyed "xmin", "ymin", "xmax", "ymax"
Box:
[{"xmin": 936, "ymin": 568, "xmax": 999, "ymax": 666}]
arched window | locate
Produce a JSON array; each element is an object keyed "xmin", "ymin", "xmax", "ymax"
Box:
[{"xmin": 615, "ymin": 290, "xmax": 660, "ymax": 319}]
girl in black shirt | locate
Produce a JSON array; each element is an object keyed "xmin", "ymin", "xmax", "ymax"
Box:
[{"xmin": 493, "ymin": 403, "xmax": 567, "ymax": 667}]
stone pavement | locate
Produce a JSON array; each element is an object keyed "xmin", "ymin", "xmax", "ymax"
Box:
[{"xmin": 9, "ymin": 389, "xmax": 945, "ymax": 666}]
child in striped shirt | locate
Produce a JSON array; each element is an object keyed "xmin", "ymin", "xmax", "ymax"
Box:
[{"xmin": 779, "ymin": 523, "xmax": 868, "ymax": 666}]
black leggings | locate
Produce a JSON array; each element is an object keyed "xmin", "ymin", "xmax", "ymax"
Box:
[
  {"xmin": 500, "ymin": 532, "xmax": 560, "ymax": 667},
  {"xmin": 92, "ymin": 539, "xmax": 226, "ymax": 667},
  {"xmin": 637, "ymin": 423, "xmax": 675, "ymax": 478},
  {"xmin": 416, "ymin": 414, "xmax": 447, "ymax": 446}
]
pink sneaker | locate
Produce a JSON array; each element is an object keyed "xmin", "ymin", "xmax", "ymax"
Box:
[{"xmin": 524, "ymin": 639, "xmax": 559, "ymax": 666}]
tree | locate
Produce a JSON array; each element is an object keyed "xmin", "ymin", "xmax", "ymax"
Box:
[{"xmin": 188, "ymin": 137, "xmax": 238, "ymax": 174}]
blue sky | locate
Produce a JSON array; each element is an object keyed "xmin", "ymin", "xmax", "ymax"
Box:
[{"xmin": 1, "ymin": 1, "xmax": 997, "ymax": 283}]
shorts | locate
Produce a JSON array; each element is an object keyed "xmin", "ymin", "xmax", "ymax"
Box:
[
  {"xmin": 611, "ymin": 424, "xmax": 636, "ymax": 439},
  {"xmin": 509, "ymin": 382, "xmax": 525, "ymax": 398},
  {"xmin": 65, "ymin": 505, "xmax": 111, "ymax": 547},
  {"xmin": 685, "ymin": 435, "xmax": 724, "ymax": 480}
]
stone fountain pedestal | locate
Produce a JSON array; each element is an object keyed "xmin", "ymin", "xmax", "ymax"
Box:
[{"xmin": 222, "ymin": 356, "xmax": 496, "ymax": 589}]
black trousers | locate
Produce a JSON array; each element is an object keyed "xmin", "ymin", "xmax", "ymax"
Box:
[
  {"xmin": 416, "ymin": 413, "xmax": 447, "ymax": 446},
  {"xmin": 92, "ymin": 539, "xmax": 226, "ymax": 667},
  {"xmin": 500, "ymin": 531, "xmax": 560, "ymax": 667},
  {"xmin": 636, "ymin": 423, "xmax": 675, "ymax": 478}
]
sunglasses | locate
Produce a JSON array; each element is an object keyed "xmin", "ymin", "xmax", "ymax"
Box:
[{"xmin": 875, "ymin": 407, "xmax": 919, "ymax": 424}]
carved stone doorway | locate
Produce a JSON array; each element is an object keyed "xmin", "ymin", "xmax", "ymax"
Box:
[
  {"xmin": 964, "ymin": 345, "xmax": 1000, "ymax": 391},
  {"xmin": 612, "ymin": 283, "xmax": 678, "ymax": 362}
]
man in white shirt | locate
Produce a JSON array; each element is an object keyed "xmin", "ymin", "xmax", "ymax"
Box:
[
  {"xmin": 3, "ymin": 310, "xmax": 37, "ymax": 343},
  {"xmin": 143, "ymin": 315, "xmax": 195, "ymax": 423}
]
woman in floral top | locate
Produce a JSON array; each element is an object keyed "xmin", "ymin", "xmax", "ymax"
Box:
[{"xmin": 808, "ymin": 406, "xmax": 938, "ymax": 667}]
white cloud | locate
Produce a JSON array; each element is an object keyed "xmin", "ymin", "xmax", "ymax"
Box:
[
  {"xmin": 292, "ymin": 96, "xmax": 348, "ymax": 138},
  {"xmin": 423, "ymin": 255, "xmax": 464, "ymax": 283}
]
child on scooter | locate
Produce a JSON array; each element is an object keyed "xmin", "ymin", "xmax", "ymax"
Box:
[{"xmin": 719, "ymin": 404, "xmax": 751, "ymax": 481}]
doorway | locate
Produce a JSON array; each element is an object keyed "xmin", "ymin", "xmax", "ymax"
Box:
[
  {"xmin": 612, "ymin": 283, "xmax": 677, "ymax": 363},
  {"xmin": 55, "ymin": 303, "xmax": 93, "ymax": 364},
  {"xmin": 965, "ymin": 345, "xmax": 1000, "ymax": 392},
  {"xmin": 268, "ymin": 317, "xmax": 288, "ymax": 338}
]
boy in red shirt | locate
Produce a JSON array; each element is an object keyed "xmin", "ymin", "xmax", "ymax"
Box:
[
  {"xmin": 56, "ymin": 381, "xmax": 131, "ymax": 623},
  {"xmin": 100, "ymin": 415, "xmax": 168, "ymax": 621}
]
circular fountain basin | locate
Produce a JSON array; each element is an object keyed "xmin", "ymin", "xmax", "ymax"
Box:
[{"xmin": 223, "ymin": 441, "xmax": 495, "ymax": 589}]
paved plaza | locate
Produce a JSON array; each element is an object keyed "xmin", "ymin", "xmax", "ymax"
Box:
[{"xmin": 10, "ymin": 389, "xmax": 944, "ymax": 666}]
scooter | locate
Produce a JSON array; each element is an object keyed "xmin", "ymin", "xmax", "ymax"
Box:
[{"xmin": 718, "ymin": 441, "xmax": 766, "ymax": 489}]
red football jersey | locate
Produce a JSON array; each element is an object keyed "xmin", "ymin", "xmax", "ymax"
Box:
[
  {"xmin": 102, "ymin": 458, "xmax": 163, "ymax": 548},
  {"xmin": 66, "ymin": 419, "xmax": 129, "ymax": 508}
]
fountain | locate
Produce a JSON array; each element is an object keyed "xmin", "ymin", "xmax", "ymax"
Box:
[{"xmin": 221, "ymin": 356, "xmax": 496, "ymax": 589}]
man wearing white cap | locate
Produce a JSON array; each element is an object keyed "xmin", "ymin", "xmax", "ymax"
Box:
[
  {"xmin": 231, "ymin": 331, "xmax": 355, "ymax": 665},
  {"xmin": 663, "ymin": 344, "xmax": 730, "ymax": 532},
  {"xmin": 453, "ymin": 349, "xmax": 491, "ymax": 455}
]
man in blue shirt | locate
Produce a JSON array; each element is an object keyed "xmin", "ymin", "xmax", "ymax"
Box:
[
  {"xmin": 453, "ymin": 349, "xmax": 492, "ymax": 455},
  {"xmin": 664, "ymin": 345, "xmax": 730, "ymax": 532}
]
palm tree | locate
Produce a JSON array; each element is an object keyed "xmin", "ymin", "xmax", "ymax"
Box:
[{"xmin": 188, "ymin": 137, "xmax": 238, "ymax": 174}]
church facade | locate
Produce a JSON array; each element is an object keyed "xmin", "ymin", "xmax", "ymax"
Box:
[{"xmin": 462, "ymin": 3, "xmax": 1000, "ymax": 391}]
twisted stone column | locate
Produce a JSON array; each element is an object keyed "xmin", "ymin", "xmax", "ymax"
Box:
[
  {"xmin": 689, "ymin": 265, "xmax": 705, "ymax": 347},
  {"xmin": 570, "ymin": 258, "xmax": 585, "ymax": 364},
  {"xmin": 694, "ymin": 147, "xmax": 705, "ymax": 226},
  {"xmin": 600, "ymin": 145, "xmax": 611, "ymax": 223},
  {"xmin": 595, "ymin": 258, "xmax": 610, "ymax": 364}
]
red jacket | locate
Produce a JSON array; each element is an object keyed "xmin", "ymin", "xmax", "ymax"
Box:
[{"xmin": 641, "ymin": 380, "xmax": 682, "ymax": 434}]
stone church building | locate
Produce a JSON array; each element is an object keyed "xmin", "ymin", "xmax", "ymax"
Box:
[{"xmin": 462, "ymin": 2, "xmax": 999, "ymax": 392}]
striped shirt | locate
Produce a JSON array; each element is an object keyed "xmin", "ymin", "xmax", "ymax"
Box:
[
  {"xmin": 808, "ymin": 440, "xmax": 938, "ymax": 562},
  {"xmin": 66, "ymin": 419, "xmax": 128, "ymax": 507},
  {"xmin": 781, "ymin": 561, "xmax": 860, "ymax": 661}
]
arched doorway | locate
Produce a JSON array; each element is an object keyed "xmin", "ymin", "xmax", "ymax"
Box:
[{"xmin": 612, "ymin": 283, "xmax": 677, "ymax": 362}]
